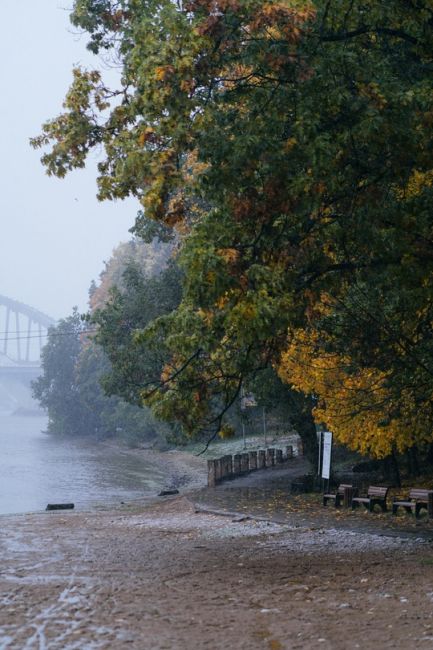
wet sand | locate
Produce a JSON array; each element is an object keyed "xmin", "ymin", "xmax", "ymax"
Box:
[{"xmin": 1, "ymin": 486, "xmax": 433, "ymax": 650}]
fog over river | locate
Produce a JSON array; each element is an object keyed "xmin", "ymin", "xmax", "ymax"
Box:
[{"xmin": 0, "ymin": 414, "xmax": 167, "ymax": 515}]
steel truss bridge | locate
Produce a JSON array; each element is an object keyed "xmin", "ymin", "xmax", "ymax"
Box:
[{"xmin": 0, "ymin": 295, "xmax": 55, "ymax": 381}]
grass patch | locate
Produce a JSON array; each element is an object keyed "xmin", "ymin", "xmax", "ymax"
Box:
[{"xmin": 181, "ymin": 433, "xmax": 300, "ymax": 459}]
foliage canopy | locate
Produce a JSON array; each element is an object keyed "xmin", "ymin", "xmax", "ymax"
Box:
[{"xmin": 33, "ymin": 1, "xmax": 433, "ymax": 457}]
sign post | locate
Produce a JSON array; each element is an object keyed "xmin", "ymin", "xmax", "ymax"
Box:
[
  {"xmin": 317, "ymin": 431, "xmax": 322, "ymax": 477},
  {"xmin": 240, "ymin": 388, "xmax": 257, "ymax": 450},
  {"xmin": 321, "ymin": 431, "xmax": 333, "ymax": 492}
]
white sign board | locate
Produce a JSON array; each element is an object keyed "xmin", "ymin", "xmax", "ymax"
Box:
[{"xmin": 321, "ymin": 431, "xmax": 333, "ymax": 479}]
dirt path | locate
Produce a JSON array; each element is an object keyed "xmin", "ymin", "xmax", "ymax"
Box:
[{"xmin": 1, "ymin": 494, "xmax": 433, "ymax": 649}]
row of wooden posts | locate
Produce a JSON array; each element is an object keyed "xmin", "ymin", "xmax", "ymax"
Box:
[{"xmin": 207, "ymin": 444, "xmax": 300, "ymax": 487}]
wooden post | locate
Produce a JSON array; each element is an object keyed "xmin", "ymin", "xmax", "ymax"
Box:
[
  {"xmin": 265, "ymin": 448, "xmax": 275, "ymax": 467},
  {"xmin": 286, "ymin": 445, "xmax": 293, "ymax": 460},
  {"xmin": 220, "ymin": 456, "xmax": 227, "ymax": 480},
  {"xmin": 248, "ymin": 451, "xmax": 257, "ymax": 470},
  {"xmin": 207, "ymin": 459, "xmax": 217, "ymax": 487},
  {"xmin": 222, "ymin": 456, "xmax": 227, "ymax": 480},
  {"xmin": 343, "ymin": 486, "xmax": 353, "ymax": 509},
  {"xmin": 228, "ymin": 455, "xmax": 234, "ymax": 477},
  {"xmin": 233, "ymin": 454, "xmax": 242, "ymax": 476},
  {"xmin": 241, "ymin": 453, "xmax": 250, "ymax": 473},
  {"xmin": 257, "ymin": 450, "xmax": 266, "ymax": 469},
  {"xmin": 215, "ymin": 457, "xmax": 222, "ymax": 483},
  {"xmin": 428, "ymin": 492, "xmax": 433, "ymax": 519},
  {"xmin": 275, "ymin": 449, "xmax": 283, "ymax": 464}
]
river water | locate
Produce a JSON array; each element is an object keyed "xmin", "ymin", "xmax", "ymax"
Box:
[{"xmin": 0, "ymin": 414, "xmax": 167, "ymax": 515}]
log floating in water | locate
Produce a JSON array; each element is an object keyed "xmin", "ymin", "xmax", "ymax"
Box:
[{"xmin": 46, "ymin": 503, "xmax": 74, "ymax": 511}]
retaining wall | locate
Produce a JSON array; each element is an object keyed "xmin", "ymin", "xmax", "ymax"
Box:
[{"xmin": 207, "ymin": 444, "xmax": 299, "ymax": 487}]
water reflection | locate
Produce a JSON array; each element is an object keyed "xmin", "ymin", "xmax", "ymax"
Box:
[{"xmin": 0, "ymin": 415, "xmax": 166, "ymax": 515}]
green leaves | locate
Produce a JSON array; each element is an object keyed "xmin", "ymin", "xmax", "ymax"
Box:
[{"xmin": 33, "ymin": 1, "xmax": 433, "ymax": 451}]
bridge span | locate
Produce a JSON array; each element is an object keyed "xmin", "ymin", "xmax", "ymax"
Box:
[{"xmin": 0, "ymin": 295, "xmax": 55, "ymax": 378}]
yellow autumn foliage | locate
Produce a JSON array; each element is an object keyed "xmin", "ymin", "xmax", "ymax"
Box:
[
  {"xmin": 278, "ymin": 329, "xmax": 430, "ymax": 458},
  {"xmin": 396, "ymin": 169, "xmax": 433, "ymax": 199},
  {"xmin": 218, "ymin": 423, "xmax": 235, "ymax": 439},
  {"xmin": 216, "ymin": 247, "xmax": 239, "ymax": 264}
]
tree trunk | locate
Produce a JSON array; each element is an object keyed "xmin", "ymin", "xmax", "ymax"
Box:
[
  {"xmin": 410, "ymin": 446, "xmax": 420, "ymax": 477},
  {"xmin": 286, "ymin": 391, "xmax": 318, "ymax": 472},
  {"xmin": 390, "ymin": 450, "xmax": 401, "ymax": 487}
]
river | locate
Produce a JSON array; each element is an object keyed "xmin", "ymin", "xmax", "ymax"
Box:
[{"xmin": 0, "ymin": 414, "xmax": 167, "ymax": 515}]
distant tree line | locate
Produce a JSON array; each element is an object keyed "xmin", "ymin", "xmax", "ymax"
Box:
[{"xmin": 32, "ymin": 238, "xmax": 181, "ymax": 446}]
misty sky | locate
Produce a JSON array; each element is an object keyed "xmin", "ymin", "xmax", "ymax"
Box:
[{"xmin": 0, "ymin": 1, "xmax": 137, "ymax": 320}]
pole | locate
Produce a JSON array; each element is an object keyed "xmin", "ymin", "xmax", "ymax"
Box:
[
  {"xmin": 262, "ymin": 407, "xmax": 267, "ymax": 446},
  {"xmin": 242, "ymin": 419, "xmax": 246, "ymax": 450}
]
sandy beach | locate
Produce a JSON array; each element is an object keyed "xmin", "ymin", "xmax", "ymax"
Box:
[{"xmin": 1, "ymin": 457, "xmax": 433, "ymax": 650}]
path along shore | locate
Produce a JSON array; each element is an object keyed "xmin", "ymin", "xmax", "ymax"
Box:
[{"xmin": 1, "ymin": 453, "xmax": 433, "ymax": 649}]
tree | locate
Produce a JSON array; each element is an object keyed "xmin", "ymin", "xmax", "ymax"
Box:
[
  {"xmin": 33, "ymin": 239, "xmax": 179, "ymax": 445},
  {"xmin": 32, "ymin": 309, "xmax": 91, "ymax": 435},
  {"xmin": 89, "ymin": 237, "xmax": 172, "ymax": 311},
  {"xmin": 32, "ymin": 1, "xmax": 433, "ymax": 458},
  {"xmin": 91, "ymin": 257, "xmax": 183, "ymax": 406}
]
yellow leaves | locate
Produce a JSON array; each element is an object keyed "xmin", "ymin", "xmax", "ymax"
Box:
[
  {"xmin": 154, "ymin": 65, "xmax": 175, "ymax": 82},
  {"xmin": 165, "ymin": 193, "xmax": 186, "ymax": 227},
  {"xmin": 283, "ymin": 137, "xmax": 297, "ymax": 153},
  {"xmin": 358, "ymin": 82, "xmax": 388, "ymax": 110},
  {"xmin": 180, "ymin": 78, "xmax": 194, "ymax": 93},
  {"xmin": 181, "ymin": 150, "xmax": 209, "ymax": 186},
  {"xmin": 218, "ymin": 423, "xmax": 235, "ymax": 439},
  {"xmin": 243, "ymin": 304, "xmax": 257, "ymax": 320},
  {"xmin": 143, "ymin": 186, "xmax": 163, "ymax": 212},
  {"xmin": 217, "ymin": 247, "xmax": 239, "ymax": 264},
  {"xmin": 197, "ymin": 308, "xmax": 214, "ymax": 325},
  {"xmin": 137, "ymin": 126, "xmax": 155, "ymax": 146},
  {"xmin": 222, "ymin": 64, "xmax": 257, "ymax": 89},
  {"xmin": 249, "ymin": 1, "xmax": 315, "ymax": 41},
  {"xmin": 160, "ymin": 363, "xmax": 173, "ymax": 383},
  {"xmin": 397, "ymin": 169, "xmax": 433, "ymax": 199},
  {"xmin": 283, "ymin": 332, "xmax": 430, "ymax": 455},
  {"xmin": 277, "ymin": 327, "xmax": 408, "ymax": 458},
  {"xmin": 215, "ymin": 292, "xmax": 230, "ymax": 310},
  {"xmin": 140, "ymin": 149, "xmax": 180, "ymax": 219},
  {"xmin": 321, "ymin": 241, "xmax": 338, "ymax": 263}
]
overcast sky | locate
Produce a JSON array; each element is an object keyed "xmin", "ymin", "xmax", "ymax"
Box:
[{"xmin": 0, "ymin": 1, "xmax": 136, "ymax": 320}]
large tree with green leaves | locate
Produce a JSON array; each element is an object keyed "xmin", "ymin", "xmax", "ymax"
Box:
[{"xmin": 32, "ymin": 1, "xmax": 433, "ymax": 457}]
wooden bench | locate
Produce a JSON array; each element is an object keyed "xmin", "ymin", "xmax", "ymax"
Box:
[
  {"xmin": 323, "ymin": 484, "xmax": 357, "ymax": 507},
  {"xmin": 392, "ymin": 488, "xmax": 433, "ymax": 518},
  {"xmin": 351, "ymin": 486, "xmax": 389, "ymax": 513}
]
